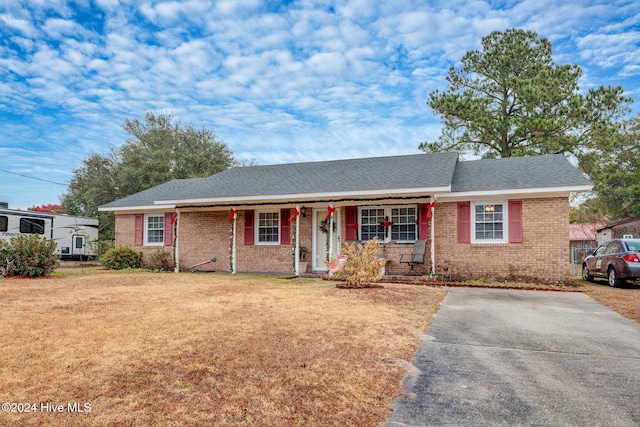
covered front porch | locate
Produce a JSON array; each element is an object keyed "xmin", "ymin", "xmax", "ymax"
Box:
[{"xmin": 173, "ymin": 199, "xmax": 437, "ymax": 276}]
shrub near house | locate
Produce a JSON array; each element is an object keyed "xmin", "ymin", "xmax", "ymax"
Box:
[{"xmin": 0, "ymin": 235, "xmax": 59, "ymax": 277}]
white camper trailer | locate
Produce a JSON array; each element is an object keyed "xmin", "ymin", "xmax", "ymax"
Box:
[{"xmin": 0, "ymin": 208, "xmax": 99, "ymax": 259}]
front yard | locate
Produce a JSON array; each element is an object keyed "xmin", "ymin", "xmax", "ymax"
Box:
[
  {"xmin": 0, "ymin": 272, "xmax": 445, "ymax": 426},
  {"xmin": 1, "ymin": 270, "xmax": 638, "ymax": 426}
]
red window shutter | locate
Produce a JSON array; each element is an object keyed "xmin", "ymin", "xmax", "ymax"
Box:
[
  {"xmin": 419, "ymin": 204, "xmax": 430, "ymax": 240},
  {"xmin": 163, "ymin": 213, "xmax": 173, "ymax": 246},
  {"xmin": 244, "ymin": 210, "xmax": 254, "ymax": 245},
  {"xmin": 280, "ymin": 209, "xmax": 290, "ymax": 245},
  {"xmin": 134, "ymin": 214, "xmax": 143, "ymax": 246},
  {"xmin": 508, "ymin": 200, "xmax": 523, "ymax": 243},
  {"xmin": 458, "ymin": 202, "xmax": 471, "ymax": 243},
  {"xmin": 345, "ymin": 206, "xmax": 357, "ymax": 240}
]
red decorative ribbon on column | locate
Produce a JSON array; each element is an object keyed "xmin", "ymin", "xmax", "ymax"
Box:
[
  {"xmin": 170, "ymin": 212, "xmax": 178, "ymax": 225},
  {"xmin": 325, "ymin": 206, "xmax": 336, "ymax": 221},
  {"xmin": 289, "ymin": 208, "xmax": 300, "ymax": 222},
  {"xmin": 229, "ymin": 209, "xmax": 237, "ymax": 222},
  {"xmin": 426, "ymin": 201, "xmax": 436, "ymax": 220}
]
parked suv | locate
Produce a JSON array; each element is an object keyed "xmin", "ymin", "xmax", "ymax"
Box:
[{"xmin": 582, "ymin": 239, "xmax": 640, "ymax": 287}]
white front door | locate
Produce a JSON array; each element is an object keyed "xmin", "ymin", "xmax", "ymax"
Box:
[{"xmin": 313, "ymin": 208, "xmax": 340, "ymax": 271}]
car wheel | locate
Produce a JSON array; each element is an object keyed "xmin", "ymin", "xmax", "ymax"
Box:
[
  {"xmin": 582, "ymin": 264, "xmax": 594, "ymax": 282},
  {"xmin": 608, "ymin": 267, "xmax": 622, "ymax": 288}
]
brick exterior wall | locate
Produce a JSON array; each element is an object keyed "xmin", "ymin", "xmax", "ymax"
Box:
[
  {"xmin": 434, "ymin": 197, "xmax": 570, "ymax": 282},
  {"xmin": 114, "ymin": 197, "xmax": 571, "ymax": 281},
  {"xmin": 114, "ymin": 214, "xmax": 174, "ymax": 265}
]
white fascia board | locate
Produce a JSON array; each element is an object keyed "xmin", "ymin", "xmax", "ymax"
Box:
[
  {"xmin": 157, "ymin": 186, "xmax": 452, "ymax": 206},
  {"xmin": 435, "ymin": 185, "xmax": 593, "ymax": 202},
  {"xmin": 98, "ymin": 204, "xmax": 176, "ymax": 213}
]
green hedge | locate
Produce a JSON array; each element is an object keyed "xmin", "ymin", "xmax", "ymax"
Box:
[
  {"xmin": 0, "ymin": 235, "xmax": 59, "ymax": 277},
  {"xmin": 100, "ymin": 246, "xmax": 142, "ymax": 270}
]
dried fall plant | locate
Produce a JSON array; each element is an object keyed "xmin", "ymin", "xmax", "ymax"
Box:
[{"xmin": 331, "ymin": 237, "xmax": 387, "ymax": 288}]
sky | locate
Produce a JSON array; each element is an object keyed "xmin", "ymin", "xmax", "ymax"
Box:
[{"xmin": 1, "ymin": 0, "xmax": 639, "ymax": 210}]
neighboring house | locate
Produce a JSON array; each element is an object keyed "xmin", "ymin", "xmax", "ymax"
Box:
[
  {"xmin": 99, "ymin": 153, "xmax": 591, "ymax": 282},
  {"xmin": 597, "ymin": 217, "xmax": 640, "ymax": 244},
  {"xmin": 569, "ymin": 223, "xmax": 602, "ymax": 250}
]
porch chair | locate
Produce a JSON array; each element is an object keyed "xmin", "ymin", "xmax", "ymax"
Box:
[{"xmin": 399, "ymin": 240, "xmax": 427, "ymax": 276}]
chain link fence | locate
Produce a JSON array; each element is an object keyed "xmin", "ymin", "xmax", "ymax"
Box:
[{"xmin": 570, "ymin": 246, "xmax": 596, "ymax": 276}]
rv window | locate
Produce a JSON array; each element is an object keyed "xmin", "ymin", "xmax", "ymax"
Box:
[
  {"xmin": 20, "ymin": 218, "xmax": 45, "ymax": 234},
  {"xmin": 0, "ymin": 216, "xmax": 7, "ymax": 232}
]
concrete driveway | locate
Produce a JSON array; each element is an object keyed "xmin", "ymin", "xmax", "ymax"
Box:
[{"xmin": 387, "ymin": 288, "xmax": 640, "ymax": 427}]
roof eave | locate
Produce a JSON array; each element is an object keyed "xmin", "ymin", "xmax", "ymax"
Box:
[
  {"xmin": 98, "ymin": 204, "xmax": 176, "ymax": 213},
  {"xmin": 156, "ymin": 186, "xmax": 452, "ymax": 207},
  {"xmin": 435, "ymin": 185, "xmax": 593, "ymax": 202}
]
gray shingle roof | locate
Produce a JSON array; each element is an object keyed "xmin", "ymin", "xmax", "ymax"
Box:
[
  {"xmin": 158, "ymin": 152, "xmax": 459, "ymax": 201},
  {"xmin": 451, "ymin": 154, "xmax": 591, "ymax": 192},
  {"xmin": 100, "ymin": 152, "xmax": 459, "ymax": 208},
  {"xmin": 99, "ymin": 152, "xmax": 591, "ymax": 210},
  {"xmin": 100, "ymin": 178, "xmax": 208, "ymax": 208}
]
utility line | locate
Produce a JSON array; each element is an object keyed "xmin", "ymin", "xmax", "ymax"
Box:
[{"xmin": 0, "ymin": 167, "xmax": 68, "ymax": 186}]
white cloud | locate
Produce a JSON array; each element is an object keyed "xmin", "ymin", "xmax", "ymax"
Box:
[{"xmin": 0, "ymin": 13, "xmax": 38, "ymax": 37}]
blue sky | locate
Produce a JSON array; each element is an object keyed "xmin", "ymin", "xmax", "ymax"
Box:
[{"xmin": 1, "ymin": 0, "xmax": 639, "ymax": 210}]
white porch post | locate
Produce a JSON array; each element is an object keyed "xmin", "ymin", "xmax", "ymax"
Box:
[
  {"xmin": 430, "ymin": 199, "xmax": 436, "ymax": 277},
  {"xmin": 295, "ymin": 204, "xmax": 300, "ymax": 276},
  {"xmin": 328, "ymin": 204, "xmax": 334, "ymax": 262},
  {"xmin": 174, "ymin": 209, "xmax": 180, "ymax": 273},
  {"xmin": 232, "ymin": 209, "xmax": 237, "ymax": 274}
]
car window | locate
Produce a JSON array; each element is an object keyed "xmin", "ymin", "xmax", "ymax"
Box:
[
  {"xmin": 604, "ymin": 241, "xmax": 622, "ymax": 254},
  {"xmin": 593, "ymin": 245, "xmax": 606, "ymax": 255},
  {"xmin": 623, "ymin": 241, "xmax": 640, "ymax": 252}
]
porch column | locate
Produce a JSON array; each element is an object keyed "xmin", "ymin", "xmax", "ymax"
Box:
[
  {"xmin": 328, "ymin": 204, "xmax": 335, "ymax": 262},
  {"xmin": 295, "ymin": 204, "xmax": 300, "ymax": 276},
  {"xmin": 430, "ymin": 200, "xmax": 436, "ymax": 277},
  {"xmin": 230, "ymin": 208, "xmax": 237, "ymax": 274},
  {"xmin": 174, "ymin": 209, "xmax": 180, "ymax": 273}
]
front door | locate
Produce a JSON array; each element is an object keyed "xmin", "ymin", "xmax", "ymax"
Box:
[{"xmin": 313, "ymin": 208, "xmax": 340, "ymax": 271}]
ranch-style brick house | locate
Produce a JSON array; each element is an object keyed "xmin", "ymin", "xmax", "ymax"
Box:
[{"xmin": 99, "ymin": 152, "xmax": 591, "ymax": 282}]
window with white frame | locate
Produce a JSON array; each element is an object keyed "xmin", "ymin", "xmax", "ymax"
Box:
[
  {"xmin": 145, "ymin": 215, "xmax": 164, "ymax": 245},
  {"xmin": 472, "ymin": 202, "xmax": 508, "ymax": 243},
  {"xmin": 360, "ymin": 207, "xmax": 386, "ymax": 241},
  {"xmin": 391, "ymin": 206, "xmax": 417, "ymax": 242},
  {"xmin": 359, "ymin": 205, "xmax": 417, "ymax": 242},
  {"xmin": 257, "ymin": 211, "xmax": 279, "ymax": 244}
]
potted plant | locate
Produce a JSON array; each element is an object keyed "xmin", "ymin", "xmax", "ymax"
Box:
[{"xmin": 299, "ymin": 246, "xmax": 308, "ymax": 273}]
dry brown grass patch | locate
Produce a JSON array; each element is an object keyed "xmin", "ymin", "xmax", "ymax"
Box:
[
  {"xmin": 0, "ymin": 272, "xmax": 445, "ymax": 426},
  {"xmin": 580, "ymin": 281, "xmax": 640, "ymax": 323}
]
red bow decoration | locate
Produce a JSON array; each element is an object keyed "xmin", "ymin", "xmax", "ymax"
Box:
[
  {"xmin": 170, "ymin": 212, "xmax": 178, "ymax": 225},
  {"xmin": 229, "ymin": 209, "xmax": 237, "ymax": 222},
  {"xmin": 426, "ymin": 201, "xmax": 436, "ymax": 220},
  {"xmin": 325, "ymin": 206, "xmax": 336, "ymax": 221},
  {"xmin": 289, "ymin": 209, "xmax": 300, "ymax": 222}
]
